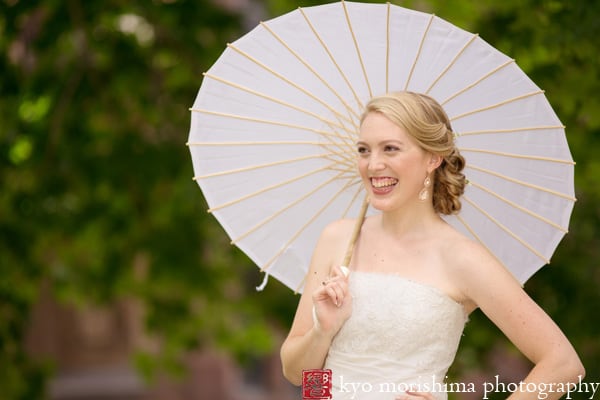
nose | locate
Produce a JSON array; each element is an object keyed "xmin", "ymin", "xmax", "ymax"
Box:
[{"xmin": 367, "ymin": 152, "xmax": 386, "ymax": 173}]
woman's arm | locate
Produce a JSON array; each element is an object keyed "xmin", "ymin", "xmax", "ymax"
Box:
[
  {"xmin": 454, "ymin": 241, "xmax": 585, "ymax": 399},
  {"xmin": 280, "ymin": 220, "xmax": 353, "ymax": 385}
]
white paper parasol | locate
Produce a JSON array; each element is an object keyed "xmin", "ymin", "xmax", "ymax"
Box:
[{"xmin": 187, "ymin": 1, "xmax": 575, "ymax": 293}]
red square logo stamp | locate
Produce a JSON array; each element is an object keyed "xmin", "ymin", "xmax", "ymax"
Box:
[{"xmin": 302, "ymin": 369, "xmax": 332, "ymax": 400}]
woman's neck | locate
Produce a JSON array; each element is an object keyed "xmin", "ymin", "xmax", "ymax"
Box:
[{"xmin": 379, "ymin": 202, "xmax": 442, "ymax": 239}]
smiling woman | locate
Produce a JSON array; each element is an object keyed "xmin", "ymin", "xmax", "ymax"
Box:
[
  {"xmin": 358, "ymin": 92, "xmax": 465, "ymax": 216},
  {"xmin": 185, "ymin": 1, "xmax": 584, "ymax": 397},
  {"xmin": 280, "ymin": 91, "xmax": 584, "ymax": 400},
  {"xmin": 358, "ymin": 111, "xmax": 433, "ymax": 212}
]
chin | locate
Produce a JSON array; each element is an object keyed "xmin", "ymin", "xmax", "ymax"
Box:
[
  {"xmin": 367, "ymin": 197, "xmax": 397, "ymax": 212},
  {"xmin": 368, "ymin": 191, "xmax": 415, "ymax": 212}
]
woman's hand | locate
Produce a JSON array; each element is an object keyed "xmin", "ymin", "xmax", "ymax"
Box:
[
  {"xmin": 395, "ymin": 390, "xmax": 436, "ymax": 400},
  {"xmin": 311, "ymin": 265, "xmax": 352, "ymax": 337}
]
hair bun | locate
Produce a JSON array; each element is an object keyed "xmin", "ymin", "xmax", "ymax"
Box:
[{"xmin": 433, "ymin": 148, "xmax": 466, "ymax": 215}]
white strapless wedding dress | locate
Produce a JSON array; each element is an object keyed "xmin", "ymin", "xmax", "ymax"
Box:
[{"xmin": 324, "ymin": 271, "xmax": 467, "ymax": 400}]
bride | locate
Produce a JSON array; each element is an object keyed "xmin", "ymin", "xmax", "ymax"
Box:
[{"xmin": 280, "ymin": 91, "xmax": 584, "ymax": 399}]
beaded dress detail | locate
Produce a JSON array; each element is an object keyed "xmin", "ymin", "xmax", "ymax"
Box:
[{"xmin": 324, "ymin": 271, "xmax": 467, "ymax": 400}]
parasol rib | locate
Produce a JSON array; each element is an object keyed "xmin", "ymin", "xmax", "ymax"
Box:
[
  {"xmin": 188, "ymin": 140, "xmax": 342, "ymax": 146},
  {"xmin": 193, "ymin": 150, "xmax": 347, "ymax": 180},
  {"xmin": 231, "ymin": 171, "xmax": 349, "ymax": 244},
  {"xmin": 186, "ymin": 140, "xmax": 352, "ymax": 162},
  {"xmin": 207, "ymin": 164, "xmax": 338, "ymax": 213},
  {"xmin": 463, "ymin": 195, "xmax": 550, "ymax": 264},
  {"xmin": 322, "ymin": 172, "xmax": 361, "ymax": 185},
  {"xmin": 469, "ymin": 181, "xmax": 568, "ymax": 232},
  {"xmin": 457, "ymin": 125, "xmax": 565, "ymax": 136},
  {"xmin": 227, "ymin": 43, "xmax": 356, "ymax": 129},
  {"xmin": 203, "ymin": 73, "xmax": 347, "ymax": 132},
  {"xmin": 299, "ymin": 6, "xmax": 363, "ymax": 111},
  {"xmin": 259, "ymin": 21, "xmax": 360, "ymax": 123},
  {"xmin": 460, "ymin": 148, "xmax": 575, "ymax": 164},
  {"xmin": 404, "ymin": 13, "xmax": 435, "ymax": 91},
  {"xmin": 187, "ymin": 109, "xmax": 355, "ymax": 159},
  {"xmin": 441, "ymin": 59, "xmax": 515, "ymax": 105},
  {"xmin": 385, "ymin": 2, "xmax": 391, "ymax": 93},
  {"xmin": 466, "ymin": 164, "xmax": 576, "ymax": 201},
  {"xmin": 227, "ymin": 44, "xmax": 356, "ymax": 127},
  {"xmin": 425, "ymin": 33, "xmax": 479, "ymax": 94},
  {"xmin": 324, "ymin": 151, "xmax": 358, "ymax": 171},
  {"xmin": 451, "ymin": 90, "xmax": 546, "ymax": 121},
  {"xmin": 190, "ymin": 108, "xmax": 356, "ymax": 152},
  {"xmin": 342, "ymin": 0, "xmax": 373, "ymax": 98}
]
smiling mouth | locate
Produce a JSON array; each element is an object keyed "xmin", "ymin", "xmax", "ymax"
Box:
[{"xmin": 370, "ymin": 177, "xmax": 398, "ymax": 189}]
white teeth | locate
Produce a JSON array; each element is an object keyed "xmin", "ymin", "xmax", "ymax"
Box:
[{"xmin": 371, "ymin": 178, "xmax": 398, "ymax": 188}]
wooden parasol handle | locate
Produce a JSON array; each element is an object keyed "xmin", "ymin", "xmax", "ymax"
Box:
[{"xmin": 341, "ymin": 196, "xmax": 369, "ymax": 267}]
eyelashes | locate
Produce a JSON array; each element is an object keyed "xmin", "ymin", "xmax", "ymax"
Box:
[{"xmin": 356, "ymin": 145, "xmax": 401, "ymax": 155}]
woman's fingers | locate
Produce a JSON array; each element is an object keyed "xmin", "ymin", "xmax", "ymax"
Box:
[
  {"xmin": 327, "ymin": 266, "xmax": 350, "ymax": 306},
  {"xmin": 314, "ymin": 266, "xmax": 351, "ymax": 308},
  {"xmin": 324, "ymin": 279, "xmax": 347, "ymax": 306}
]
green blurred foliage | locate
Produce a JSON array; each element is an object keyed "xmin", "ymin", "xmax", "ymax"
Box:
[
  {"xmin": 0, "ymin": 0, "xmax": 295, "ymax": 397},
  {"xmin": 1, "ymin": 0, "xmax": 598, "ymax": 399}
]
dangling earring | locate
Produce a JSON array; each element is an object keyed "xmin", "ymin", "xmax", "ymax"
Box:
[{"xmin": 418, "ymin": 174, "xmax": 431, "ymax": 201}]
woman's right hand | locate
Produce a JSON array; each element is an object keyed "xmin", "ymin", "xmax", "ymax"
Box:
[{"xmin": 311, "ymin": 265, "xmax": 352, "ymax": 337}]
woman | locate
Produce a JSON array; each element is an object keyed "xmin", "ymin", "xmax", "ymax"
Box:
[{"xmin": 280, "ymin": 92, "xmax": 584, "ymax": 399}]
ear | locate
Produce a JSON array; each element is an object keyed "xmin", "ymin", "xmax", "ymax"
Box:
[{"xmin": 427, "ymin": 153, "xmax": 443, "ymax": 173}]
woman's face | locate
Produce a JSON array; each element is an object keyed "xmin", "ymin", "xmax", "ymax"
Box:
[{"xmin": 357, "ymin": 112, "xmax": 432, "ymax": 213}]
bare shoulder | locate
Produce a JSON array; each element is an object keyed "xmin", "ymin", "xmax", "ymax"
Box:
[
  {"xmin": 310, "ymin": 218, "xmax": 360, "ymax": 273},
  {"xmin": 320, "ymin": 218, "xmax": 357, "ymax": 240},
  {"xmin": 444, "ymin": 229, "xmax": 495, "ymax": 270},
  {"xmin": 440, "ymin": 225, "xmax": 521, "ymax": 308},
  {"xmin": 318, "ymin": 218, "xmax": 358, "ymax": 258}
]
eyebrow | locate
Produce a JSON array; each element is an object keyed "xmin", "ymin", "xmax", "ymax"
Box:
[{"xmin": 355, "ymin": 140, "xmax": 404, "ymax": 146}]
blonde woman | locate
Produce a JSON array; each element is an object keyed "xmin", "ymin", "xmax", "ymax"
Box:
[{"xmin": 280, "ymin": 92, "xmax": 584, "ymax": 400}]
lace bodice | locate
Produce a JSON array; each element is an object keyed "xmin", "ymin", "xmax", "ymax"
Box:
[{"xmin": 324, "ymin": 271, "xmax": 467, "ymax": 399}]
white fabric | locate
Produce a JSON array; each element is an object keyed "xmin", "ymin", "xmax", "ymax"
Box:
[{"xmin": 324, "ymin": 271, "xmax": 467, "ymax": 400}]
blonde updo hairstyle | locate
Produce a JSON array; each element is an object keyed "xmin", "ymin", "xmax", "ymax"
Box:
[{"xmin": 360, "ymin": 91, "xmax": 466, "ymax": 215}]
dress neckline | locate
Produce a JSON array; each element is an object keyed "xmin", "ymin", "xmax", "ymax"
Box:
[{"xmin": 350, "ymin": 270, "xmax": 466, "ymax": 313}]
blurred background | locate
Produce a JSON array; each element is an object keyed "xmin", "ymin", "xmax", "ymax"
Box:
[{"xmin": 1, "ymin": 0, "xmax": 598, "ymax": 399}]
